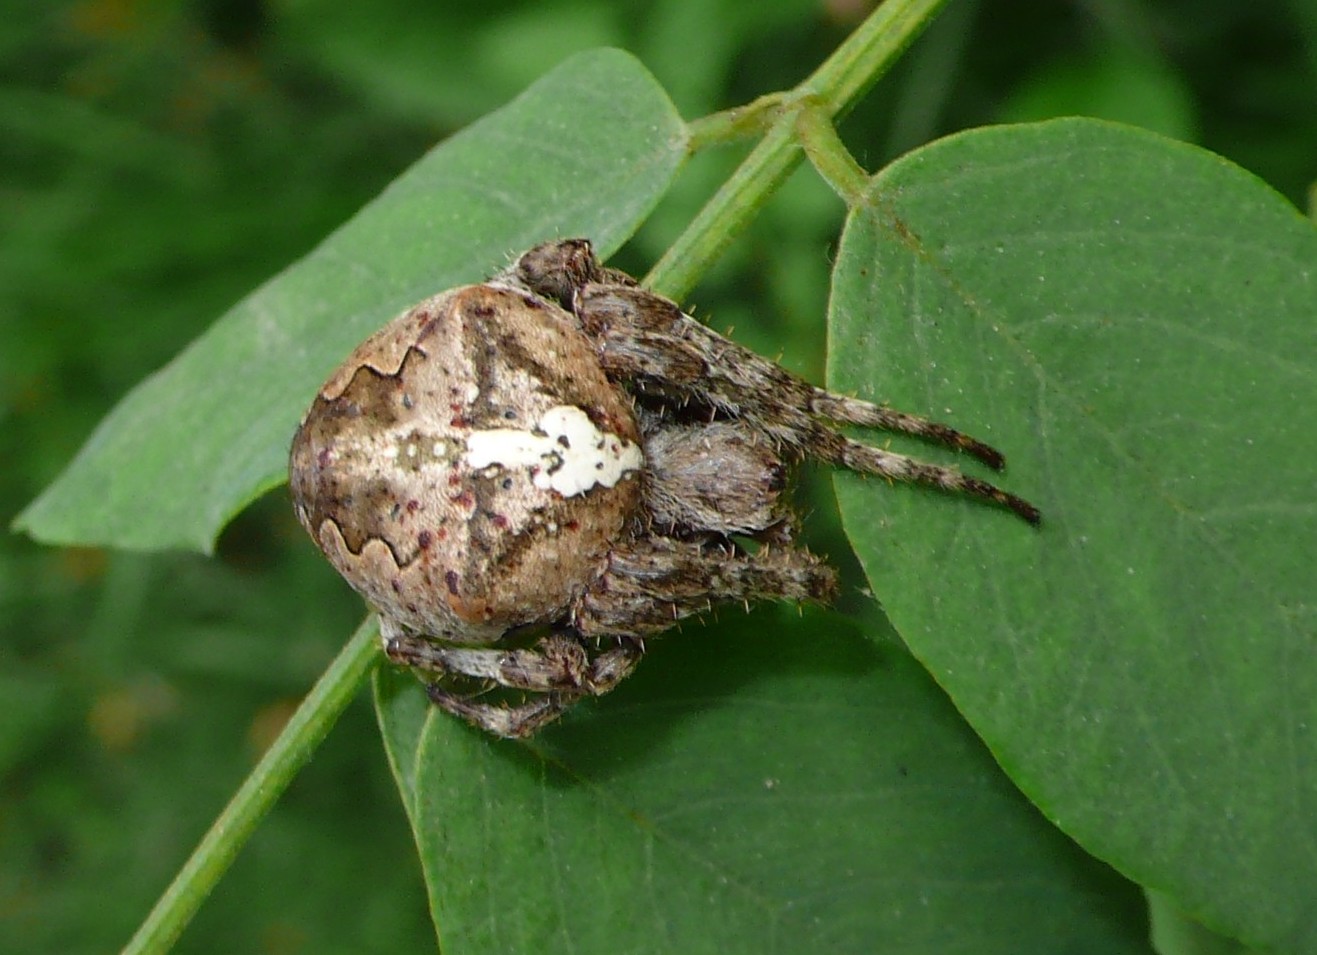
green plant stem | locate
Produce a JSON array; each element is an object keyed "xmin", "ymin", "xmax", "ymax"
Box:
[
  {"xmin": 121, "ymin": 617, "xmax": 381, "ymax": 955},
  {"xmin": 795, "ymin": 100, "xmax": 870, "ymax": 204},
  {"xmin": 646, "ymin": 117, "xmax": 802, "ymax": 302},
  {"xmin": 645, "ymin": 0, "xmax": 952, "ymax": 300},
  {"xmin": 684, "ymin": 92, "xmax": 787, "ymax": 150}
]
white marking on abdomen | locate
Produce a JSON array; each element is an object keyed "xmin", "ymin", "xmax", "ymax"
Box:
[{"xmin": 465, "ymin": 405, "xmax": 642, "ymax": 497}]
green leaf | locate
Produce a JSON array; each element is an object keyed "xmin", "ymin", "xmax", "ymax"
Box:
[
  {"xmin": 377, "ymin": 608, "xmax": 1149, "ymax": 954},
  {"xmin": 829, "ymin": 118, "xmax": 1317, "ymax": 953},
  {"xmin": 1148, "ymin": 890, "xmax": 1255, "ymax": 955},
  {"xmin": 15, "ymin": 48, "xmax": 686, "ymax": 553}
]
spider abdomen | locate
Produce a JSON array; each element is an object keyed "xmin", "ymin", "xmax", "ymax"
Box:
[{"xmin": 289, "ymin": 282, "xmax": 644, "ymax": 646}]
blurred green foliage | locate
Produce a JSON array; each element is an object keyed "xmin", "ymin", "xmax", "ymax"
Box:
[{"xmin": 2, "ymin": 0, "xmax": 1313, "ymax": 952}]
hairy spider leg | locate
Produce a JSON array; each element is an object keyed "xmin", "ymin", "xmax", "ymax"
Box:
[
  {"xmin": 384, "ymin": 624, "xmax": 642, "ymax": 738},
  {"xmin": 575, "ymin": 284, "xmax": 1039, "ymax": 525},
  {"xmin": 506, "ymin": 240, "xmax": 1014, "ymax": 471},
  {"xmin": 830, "ymin": 437, "xmax": 1040, "ymax": 524},
  {"xmin": 808, "ymin": 392, "xmax": 1006, "ymax": 469},
  {"xmin": 574, "ymin": 537, "xmax": 838, "ymax": 639},
  {"xmin": 426, "ymin": 691, "xmax": 567, "ymax": 739}
]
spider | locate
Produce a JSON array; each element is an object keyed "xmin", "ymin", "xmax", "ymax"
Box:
[{"xmin": 289, "ymin": 239, "xmax": 1038, "ymax": 737}]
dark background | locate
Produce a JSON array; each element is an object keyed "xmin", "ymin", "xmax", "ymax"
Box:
[{"xmin": 3, "ymin": 1, "xmax": 1314, "ymax": 951}]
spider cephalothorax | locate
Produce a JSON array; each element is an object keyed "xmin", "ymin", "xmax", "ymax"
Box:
[{"xmin": 289, "ymin": 239, "xmax": 1038, "ymax": 737}]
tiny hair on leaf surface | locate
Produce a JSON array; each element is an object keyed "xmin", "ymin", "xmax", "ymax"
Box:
[{"xmin": 830, "ymin": 117, "xmax": 1317, "ymax": 954}]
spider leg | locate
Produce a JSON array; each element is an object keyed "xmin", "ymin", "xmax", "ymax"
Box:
[
  {"xmin": 385, "ymin": 630, "xmax": 641, "ymax": 694},
  {"xmin": 383, "ymin": 621, "xmax": 642, "ymax": 738},
  {"xmin": 807, "ymin": 392, "xmax": 1005, "ymax": 469},
  {"xmin": 575, "ymin": 284, "xmax": 1038, "ymax": 523},
  {"xmin": 507, "ymin": 240, "xmax": 1010, "ymax": 468},
  {"xmin": 425, "ymin": 633, "xmax": 642, "ymax": 738},
  {"xmin": 427, "ymin": 691, "xmax": 568, "ymax": 739},
  {"xmin": 574, "ymin": 537, "xmax": 837, "ymax": 639},
  {"xmin": 829, "ymin": 435, "xmax": 1041, "ymax": 524}
]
